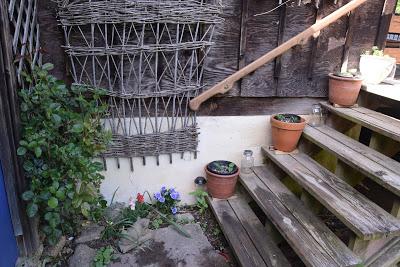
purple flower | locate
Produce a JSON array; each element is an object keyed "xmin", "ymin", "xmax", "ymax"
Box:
[
  {"xmin": 171, "ymin": 206, "xmax": 178, "ymax": 214},
  {"xmin": 158, "ymin": 196, "xmax": 165, "ymax": 203},
  {"xmin": 161, "ymin": 186, "xmax": 167, "ymax": 193},
  {"xmin": 170, "ymin": 191, "xmax": 180, "ymax": 200},
  {"xmin": 154, "ymin": 192, "xmax": 161, "ymax": 200}
]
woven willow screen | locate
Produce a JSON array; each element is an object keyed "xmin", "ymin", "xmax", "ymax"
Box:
[{"xmin": 57, "ymin": 0, "xmax": 222, "ymax": 168}]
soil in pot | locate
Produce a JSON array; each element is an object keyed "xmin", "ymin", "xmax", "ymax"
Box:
[
  {"xmin": 270, "ymin": 114, "xmax": 306, "ymax": 153},
  {"xmin": 206, "ymin": 160, "xmax": 239, "ymax": 199},
  {"xmin": 328, "ymin": 73, "xmax": 363, "ymax": 107}
]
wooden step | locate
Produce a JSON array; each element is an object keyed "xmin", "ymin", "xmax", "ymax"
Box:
[
  {"xmin": 240, "ymin": 166, "xmax": 361, "ymax": 267},
  {"xmin": 303, "ymin": 125, "xmax": 400, "ymax": 196},
  {"xmin": 207, "ymin": 195, "xmax": 290, "ymax": 267},
  {"xmin": 320, "ymin": 101, "xmax": 400, "ymax": 142},
  {"xmin": 365, "ymin": 237, "xmax": 400, "ymax": 267},
  {"xmin": 262, "ymin": 147, "xmax": 400, "ymax": 240}
]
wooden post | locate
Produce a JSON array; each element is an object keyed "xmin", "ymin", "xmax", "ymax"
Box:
[
  {"xmin": 375, "ymin": 0, "xmax": 397, "ymax": 49},
  {"xmin": 189, "ymin": 0, "xmax": 369, "ymax": 111}
]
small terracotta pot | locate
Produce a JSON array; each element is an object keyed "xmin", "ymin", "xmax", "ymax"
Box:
[
  {"xmin": 205, "ymin": 167, "xmax": 239, "ymax": 199},
  {"xmin": 270, "ymin": 115, "xmax": 306, "ymax": 152},
  {"xmin": 328, "ymin": 73, "xmax": 363, "ymax": 107}
]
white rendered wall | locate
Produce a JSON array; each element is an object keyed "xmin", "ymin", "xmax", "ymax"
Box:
[{"xmin": 100, "ymin": 115, "xmax": 273, "ymax": 205}]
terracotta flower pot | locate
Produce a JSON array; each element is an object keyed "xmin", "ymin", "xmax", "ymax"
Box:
[
  {"xmin": 205, "ymin": 164, "xmax": 239, "ymax": 199},
  {"xmin": 270, "ymin": 115, "xmax": 306, "ymax": 152},
  {"xmin": 328, "ymin": 73, "xmax": 363, "ymax": 107}
]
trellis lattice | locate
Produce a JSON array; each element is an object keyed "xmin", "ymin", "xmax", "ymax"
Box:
[
  {"xmin": 7, "ymin": 0, "xmax": 41, "ymax": 85},
  {"xmin": 57, "ymin": 0, "xmax": 222, "ymax": 168}
]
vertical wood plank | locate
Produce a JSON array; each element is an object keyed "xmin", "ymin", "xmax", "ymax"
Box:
[
  {"xmin": 37, "ymin": 0, "xmax": 68, "ymax": 80},
  {"xmin": 274, "ymin": 4, "xmax": 287, "ymax": 79},
  {"xmin": 203, "ymin": 0, "xmax": 242, "ymax": 96},
  {"xmin": 238, "ymin": 0, "xmax": 249, "ymax": 70},
  {"xmin": 341, "ymin": 10, "xmax": 356, "ymax": 73},
  {"xmin": 240, "ymin": 0, "xmax": 279, "ymax": 97},
  {"xmin": 375, "ymin": 0, "xmax": 397, "ymax": 49},
  {"xmin": 276, "ymin": 3, "xmax": 318, "ymax": 97},
  {"xmin": 347, "ymin": 0, "xmax": 386, "ymax": 69},
  {"xmin": 307, "ymin": 4, "xmax": 322, "ymax": 79},
  {"xmin": 0, "ymin": 0, "xmax": 40, "ymax": 255}
]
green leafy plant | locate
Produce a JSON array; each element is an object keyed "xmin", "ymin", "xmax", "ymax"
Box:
[
  {"xmin": 363, "ymin": 46, "xmax": 386, "ymax": 57},
  {"xmin": 210, "ymin": 161, "xmax": 237, "ymax": 175},
  {"xmin": 275, "ymin": 114, "xmax": 301, "ymax": 123},
  {"xmin": 151, "ymin": 218, "xmax": 163, "ymax": 229},
  {"xmin": 18, "ymin": 63, "xmax": 111, "ymax": 244},
  {"xmin": 189, "ymin": 189, "xmax": 209, "ymax": 214},
  {"xmin": 92, "ymin": 246, "xmax": 115, "ymax": 267}
]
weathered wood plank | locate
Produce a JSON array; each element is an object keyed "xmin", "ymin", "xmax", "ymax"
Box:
[
  {"xmin": 197, "ymin": 96, "xmax": 325, "ymax": 116},
  {"xmin": 276, "ymin": 3, "xmax": 320, "ymax": 97},
  {"xmin": 37, "ymin": 0, "xmax": 68, "ymax": 80},
  {"xmin": 375, "ymin": 0, "xmax": 397, "ymax": 49},
  {"xmin": 263, "ymin": 147, "xmax": 400, "ymax": 240},
  {"xmin": 311, "ymin": 0, "xmax": 347, "ymax": 89},
  {"xmin": 203, "ymin": 0, "xmax": 241, "ymax": 96},
  {"xmin": 228, "ymin": 196, "xmax": 291, "ymax": 267},
  {"xmin": 347, "ymin": 0, "xmax": 386, "ymax": 69},
  {"xmin": 207, "ymin": 196, "xmax": 268, "ymax": 267},
  {"xmin": 303, "ymin": 125, "xmax": 400, "ymax": 196},
  {"xmin": 240, "ymin": 167, "xmax": 361, "ymax": 267},
  {"xmin": 366, "ymin": 237, "xmax": 400, "ymax": 267},
  {"xmin": 240, "ymin": 1, "xmax": 278, "ymax": 97},
  {"xmin": 321, "ymin": 101, "xmax": 400, "ymax": 143},
  {"xmin": 316, "ymin": 124, "xmax": 400, "ymax": 176}
]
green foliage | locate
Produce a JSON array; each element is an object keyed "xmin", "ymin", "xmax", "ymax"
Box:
[
  {"xmin": 151, "ymin": 218, "xmax": 163, "ymax": 229},
  {"xmin": 18, "ymin": 63, "xmax": 111, "ymax": 244},
  {"xmin": 363, "ymin": 46, "xmax": 386, "ymax": 57},
  {"xmin": 92, "ymin": 246, "xmax": 115, "ymax": 267},
  {"xmin": 275, "ymin": 114, "xmax": 301, "ymax": 123},
  {"xmin": 189, "ymin": 189, "xmax": 209, "ymax": 214},
  {"xmin": 102, "ymin": 202, "xmax": 150, "ymax": 240},
  {"xmin": 397, "ymin": 1, "xmax": 400, "ymax": 15},
  {"xmin": 212, "ymin": 162, "xmax": 236, "ymax": 174}
]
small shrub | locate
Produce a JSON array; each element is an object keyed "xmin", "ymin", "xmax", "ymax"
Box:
[
  {"xmin": 18, "ymin": 63, "xmax": 111, "ymax": 244},
  {"xmin": 189, "ymin": 189, "xmax": 209, "ymax": 214},
  {"xmin": 92, "ymin": 246, "xmax": 115, "ymax": 267}
]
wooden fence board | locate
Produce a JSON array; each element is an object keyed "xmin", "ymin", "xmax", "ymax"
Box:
[
  {"xmin": 202, "ymin": 0, "xmax": 242, "ymax": 96},
  {"xmin": 276, "ymin": 3, "xmax": 317, "ymax": 97},
  {"xmin": 240, "ymin": 0, "xmax": 279, "ymax": 97}
]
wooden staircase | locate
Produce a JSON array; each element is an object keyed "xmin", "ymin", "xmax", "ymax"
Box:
[{"xmin": 208, "ymin": 102, "xmax": 400, "ymax": 267}]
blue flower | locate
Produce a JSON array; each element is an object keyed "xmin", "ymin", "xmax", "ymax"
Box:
[
  {"xmin": 158, "ymin": 196, "xmax": 165, "ymax": 203},
  {"xmin": 171, "ymin": 206, "xmax": 178, "ymax": 214},
  {"xmin": 170, "ymin": 191, "xmax": 180, "ymax": 200},
  {"xmin": 161, "ymin": 186, "xmax": 167, "ymax": 193},
  {"xmin": 154, "ymin": 192, "xmax": 161, "ymax": 200}
]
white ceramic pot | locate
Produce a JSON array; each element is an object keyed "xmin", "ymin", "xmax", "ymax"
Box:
[{"xmin": 359, "ymin": 55, "xmax": 396, "ymax": 84}]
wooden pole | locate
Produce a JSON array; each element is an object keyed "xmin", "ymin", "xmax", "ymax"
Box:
[{"xmin": 189, "ymin": 0, "xmax": 368, "ymax": 111}]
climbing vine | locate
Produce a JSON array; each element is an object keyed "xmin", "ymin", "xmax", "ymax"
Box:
[{"xmin": 17, "ymin": 63, "xmax": 111, "ymax": 244}]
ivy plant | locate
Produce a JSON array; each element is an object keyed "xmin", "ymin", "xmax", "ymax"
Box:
[{"xmin": 17, "ymin": 63, "xmax": 111, "ymax": 244}]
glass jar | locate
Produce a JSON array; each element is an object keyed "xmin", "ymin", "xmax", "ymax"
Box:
[
  {"xmin": 309, "ymin": 104, "xmax": 324, "ymax": 127},
  {"xmin": 241, "ymin": 150, "xmax": 254, "ymax": 174}
]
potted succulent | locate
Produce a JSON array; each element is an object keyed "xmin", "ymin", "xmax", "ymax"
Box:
[
  {"xmin": 205, "ymin": 160, "xmax": 239, "ymax": 199},
  {"xmin": 360, "ymin": 46, "xmax": 396, "ymax": 84},
  {"xmin": 328, "ymin": 71, "xmax": 363, "ymax": 107},
  {"xmin": 271, "ymin": 114, "xmax": 306, "ymax": 152}
]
